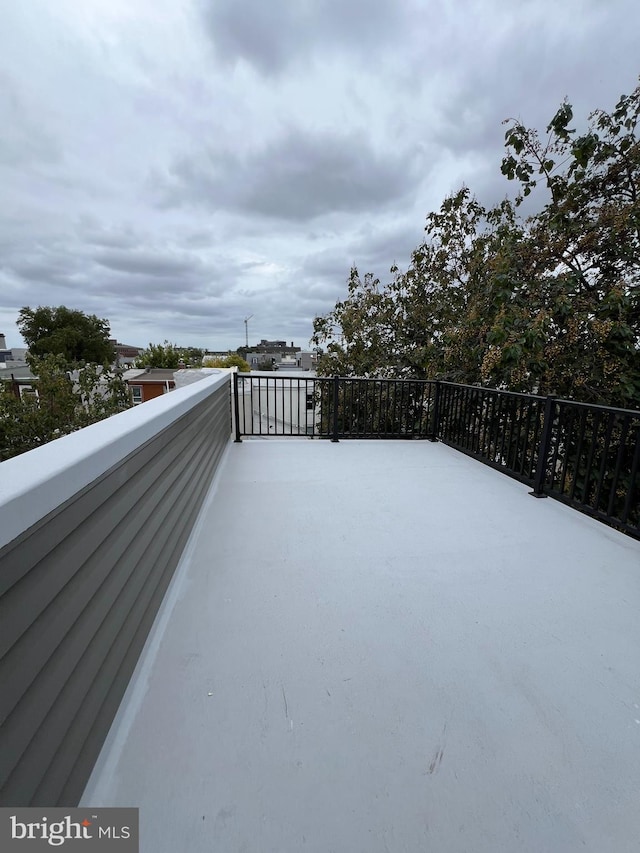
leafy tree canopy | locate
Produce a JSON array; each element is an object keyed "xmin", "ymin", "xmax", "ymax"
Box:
[
  {"xmin": 135, "ymin": 341, "xmax": 181, "ymax": 369},
  {"xmin": 313, "ymin": 80, "xmax": 640, "ymax": 409},
  {"xmin": 0, "ymin": 355, "xmax": 131, "ymax": 461},
  {"xmin": 135, "ymin": 342, "xmax": 204, "ymax": 369},
  {"xmin": 179, "ymin": 347, "xmax": 205, "ymax": 366},
  {"xmin": 18, "ymin": 306, "xmax": 115, "ymax": 365},
  {"xmin": 202, "ymin": 353, "xmax": 251, "ymax": 372}
]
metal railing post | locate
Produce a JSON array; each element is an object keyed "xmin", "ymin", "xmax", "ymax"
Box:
[
  {"xmin": 430, "ymin": 380, "xmax": 441, "ymax": 442},
  {"xmin": 530, "ymin": 395, "xmax": 555, "ymax": 497},
  {"xmin": 233, "ymin": 371, "xmax": 242, "ymax": 442},
  {"xmin": 331, "ymin": 375, "xmax": 340, "ymax": 442}
]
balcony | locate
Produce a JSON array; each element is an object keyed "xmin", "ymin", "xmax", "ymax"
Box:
[{"xmin": 2, "ymin": 372, "xmax": 640, "ymax": 852}]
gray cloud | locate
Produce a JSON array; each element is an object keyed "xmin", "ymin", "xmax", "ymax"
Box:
[
  {"xmin": 94, "ymin": 249, "xmax": 202, "ymax": 278},
  {"xmin": 0, "ymin": 0, "xmax": 637, "ymax": 353},
  {"xmin": 0, "ymin": 73, "xmax": 62, "ymax": 167},
  {"xmin": 76, "ymin": 220, "xmax": 142, "ymax": 251},
  {"xmin": 349, "ymin": 222, "xmax": 426, "ymax": 271},
  {"xmin": 200, "ymin": 0, "xmax": 405, "ymax": 75},
  {"xmin": 160, "ymin": 127, "xmax": 424, "ymax": 221},
  {"xmin": 413, "ymin": 0, "xmax": 640, "ymax": 210},
  {"xmin": 302, "ymin": 249, "xmax": 352, "ymax": 280}
]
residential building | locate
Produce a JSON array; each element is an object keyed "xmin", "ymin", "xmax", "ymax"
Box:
[
  {"xmin": 203, "ymin": 350, "xmax": 233, "ymax": 362},
  {"xmin": 0, "ymin": 364, "xmax": 39, "ymax": 398},
  {"xmin": 238, "ymin": 339, "xmax": 300, "ymax": 369},
  {"xmin": 109, "ymin": 339, "xmax": 143, "ymax": 368},
  {"xmin": 124, "ymin": 368, "xmax": 176, "ymax": 404},
  {"xmin": 0, "ymin": 334, "xmax": 29, "ymax": 370}
]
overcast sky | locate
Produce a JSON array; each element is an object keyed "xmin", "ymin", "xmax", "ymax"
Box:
[{"xmin": 1, "ymin": 0, "xmax": 638, "ymax": 351}]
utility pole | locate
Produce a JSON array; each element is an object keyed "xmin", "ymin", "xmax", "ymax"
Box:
[{"xmin": 244, "ymin": 314, "xmax": 253, "ymax": 348}]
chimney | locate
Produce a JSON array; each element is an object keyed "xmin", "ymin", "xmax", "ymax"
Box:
[
  {"xmin": 0, "ymin": 334, "xmax": 6, "ymax": 350},
  {"xmin": 291, "ymin": 341, "xmax": 293, "ymax": 348}
]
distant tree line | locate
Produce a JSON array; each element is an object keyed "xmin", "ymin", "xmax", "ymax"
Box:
[
  {"xmin": 134, "ymin": 344, "xmax": 250, "ymax": 371},
  {"xmin": 135, "ymin": 341, "xmax": 205, "ymax": 369},
  {"xmin": 0, "ymin": 355, "xmax": 131, "ymax": 460},
  {"xmin": 1, "ymin": 306, "xmax": 250, "ymax": 460},
  {"xmin": 313, "ymin": 80, "xmax": 640, "ymax": 409},
  {"xmin": 1, "ymin": 307, "xmax": 131, "ymax": 460},
  {"xmin": 202, "ymin": 353, "xmax": 251, "ymax": 371}
]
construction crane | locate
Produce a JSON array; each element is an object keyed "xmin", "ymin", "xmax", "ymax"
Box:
[{"xmin": 244, "ymin": 315, "xmax": 253, "ymax": 348}]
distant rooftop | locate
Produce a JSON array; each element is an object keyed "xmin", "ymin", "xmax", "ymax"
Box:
[
  {"xmin": 123, "ymin": 368, "xmax": 176, "ymax": 382},
  {"xmin": 241, "ymin": 340, "xmax": 301, "ymax": 353}
]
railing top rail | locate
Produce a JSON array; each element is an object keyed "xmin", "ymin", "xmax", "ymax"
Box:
[
  {"xmin": 427, "ymin": 381, "xmax": 640, "ymax": 416},
  {"xmin": 436, "ymin": 381, "xmax": 545, "ymax": 401},
  {"xmin": 235, "ymin": 372, "xmax": 640, "ymax": 417},
  {"xmin": 553, "ymin": 398, "xmax": 640, "ymax": 418},
  {"xmin": 334, "ymin": 376, "xmax": 434, "ymax": 384},
  {"xmin": 238, "ymin": 374, "xmax": 434, "ymax": 385},
  {"xmin": 238, "ymin": 374, "xmax": 329, "ymax": 381}
]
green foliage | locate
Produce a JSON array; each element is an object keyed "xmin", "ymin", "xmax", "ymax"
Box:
[
  {"xmin": 178, "ymin": 347, "xmax": 204, "ymax": 366},
  {"xmin": 202, "ymin": 353, "xmax": 251, "ymax": 372},
  {"xmin": 136, "ymin": 343, "xmax": 205, "ymax": 368},
  {"xmin": 0, "ymin": 355, "xmax": 131, "ymax": 461},
  {"xmin": 313, "ymin": 80, "xmax": 640, "ymax": 409},
  {"xmin": 18, "ymin": 306, "xmax": 115, "ymax": 364},
  {"xmin": 73, "ymin": 362, "xmax": 132, "ymax": 421},
  {"xmin": 135, "ymin": 341, "xmax": 181, "ymax": 369}
]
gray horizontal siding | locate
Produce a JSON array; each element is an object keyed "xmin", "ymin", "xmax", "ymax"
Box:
[{"xmin": 0, "ymin": 380, "xmax": 231, "ymax": 806}]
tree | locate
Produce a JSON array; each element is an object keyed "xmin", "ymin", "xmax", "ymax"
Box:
[
  {"xmin": 0, "ymin": 355, "xmax": 131, "ymax": 461},
  {"xmin": 18, "ymin": 306, "xmax": 115, "ymax": 364},
  {"xmin": 313, "ymin": 80, "xmax": 640, "ymax": 408},
  {"xmin": 135, "ymin": 341, "xmax": 181, "ymax": 369},
  {"xmin": 73, "ymin": 362, "xmax": 132, "ymax": 422},
  {"xmin": 178, "ymin": 347, "xmax": 204, "ymax": 367},
  {"xmin": 202, "ymin": 353, "xmax": 251, "ymax": 372},
  {"xmin": 313, "ymin": 191, "xmax": 520, "ymax": 383},
  {"xmin": 135, "ymin": 343, "xmax": 205, "ymax": 368},
  {"xmin": 497, "ymin": 85, "xmax": 640, "ymax": 405},
  {"xmin": 312, "ymin": 267, "xmax": 401, "ymax": 378}
]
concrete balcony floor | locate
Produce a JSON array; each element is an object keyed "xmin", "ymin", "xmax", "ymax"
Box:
[{"xmin": 81, "ymin": 440, "xmax": 640, "ymax": 853}]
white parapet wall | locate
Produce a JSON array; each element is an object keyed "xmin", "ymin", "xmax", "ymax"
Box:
[
  {"xmin": 0, "ymin": 370, "xmax": 230, "ymax": 551},
  {"xmin": 0, "ymin": 369, "xmax": 232, "ymax": 807}
]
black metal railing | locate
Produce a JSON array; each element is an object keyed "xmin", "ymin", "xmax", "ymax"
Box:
[
  {"xmin": 232, "ymin": 373, "xmax": 640, "ymax": 538},
  {"xmin": 436, "ymin": 382, "xmax": 547, "ymax": 485},
  {"xmin": 233, "ymin": 374, "xmax": 334, "ymax": 438},
  {"xmin": 233, "ymin": 374, "xmax": 436, "ymax": 441},
  {"xmin": 435, "ymin": 384, "xmax": 640, "ymax": 538},
  {"xmin": 536, "ymin": 399, "xmax": 640, "ymax": 537},
  {"xmin": 322, "ymin": 377, "xmax": 436, "ymax": 439}
]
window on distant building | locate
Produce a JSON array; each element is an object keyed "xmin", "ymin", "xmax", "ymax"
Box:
[
  {"xmin": 131, "ymin": 386, "xmax": 143, "ymax": 405},
  {"xmin": 20, "ymin": 386, "xmax": 39, "ymax": 401}
]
